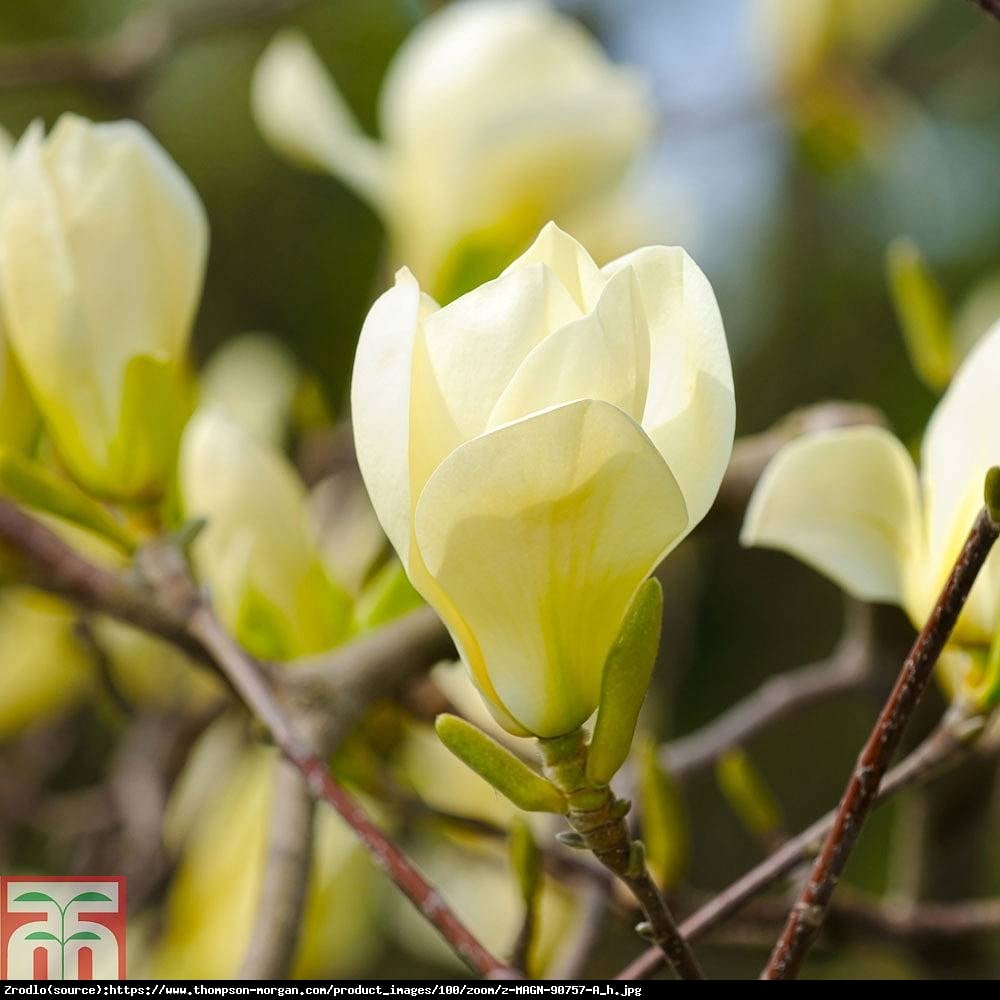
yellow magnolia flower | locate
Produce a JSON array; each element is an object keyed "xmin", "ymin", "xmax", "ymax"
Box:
[
  {"xmin": 180, "ymin": 408, "xmax": 352, "ymax": 659},
  {"xmin": 252, "ymin": 0, "xmax": 653, "ymax": 296},
  {"xmin": 352, "ymin": 223, "xmax": 734, "ymax": 738},
  {"xmin": 0, "ymin": 114, "xmax": 207, "ymax": 500},
  {"xmin": 0, "ymin": 127, "xmax": 37, "ymax": 454},
  {"xmin": 743, "ymin": 319, "xmax": 1000, "ymax": 697}
]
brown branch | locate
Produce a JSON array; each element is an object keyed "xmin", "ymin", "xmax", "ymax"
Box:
[
  {"xmin": 238, "ymin": 610, "xmax": 453, "ymax": 979},
  {"xmin": 616, "ymin": 705, "xmax": 987, "ymax": 979},
  {"xmin": 965, "ymin": 0, "xmax": 1000, "ymax": 23},
  {"xmin": 0, "ymin": 0, "xmax": 312, "ymax": 93},
  {"xmin": 238, "ymin": 758, "xmax": 314, "ymax": 980},
  {"xmin": 700, "ymin": 890, "xmax": 1000, "ymax": 945},
  {"xmin": 660, "ymin": 599, "xmax": 873, "ymax": 778},
  {"xmin": 0, "ymin": 498, "xmax": 511, "ymax": 979},
  {"xmin": 0, "ymin": 498, "xmax": 211, "ymax": 665},
  {"xmin": 762, "ymin": 505, "xmax": 1000, "ymax": 979}
]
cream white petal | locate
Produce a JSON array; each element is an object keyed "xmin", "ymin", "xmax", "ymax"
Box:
[
  {"xmin": 923, "ymin": 319, "xmax": 1000, "ymax": 558},
  {"xmin": 0, "ymin": 121, "xmax": 111, "ymax": 458},
  {"xmin": 602, "ymin": 246, "xmax": 734, "ymax": 532},
  {"xmin": 43, "ymin": 115, "xmax": 207, "ymax": 362},
  {"xmin": 379, "ymin": 1, "xmax": 622, "ymax": 146},
  {"xmin": 351, "ymin": 269, "xmax": 428, "ymax": 565},
  {"xmin": 920, "ymin": 318, "xmax": 1000, "ymax": 638},
  {"xmin": 415, "ymin": 260, "xmax": 580, "ymax": 448},
  {"xmin": 501, "ymin": 221, "xmax": 604, "ymax": 312},
  {"xmin": 741, "ymin": 426, "xmax": 923, "ymax": 605},
  {"xmin": 413, "ymin": 398, "xmax": 687, "ymax": 737},
  {"xmin": 487, "ymin": 265, "xmax": 650, "ymax": 429},
  {"xmin": 252, "ymin": 31, "xmax": 389, "ymax": 211}
]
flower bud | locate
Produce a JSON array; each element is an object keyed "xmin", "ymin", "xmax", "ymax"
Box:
[
  {"xmin": 179, "ymin": 408, "xmax": 351, "ymax": 659},
  {"xmin": 0, "ymin": 114, "xmax": 207, "ymax": 500},
  {"xmin": 352, "ymin": 223, "xmax": 734, "ymax": 737}
]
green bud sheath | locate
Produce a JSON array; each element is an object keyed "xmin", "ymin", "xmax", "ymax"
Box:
[
  {"xmin": 435, "ymin": 713, "xmax": 568, "ymax": 814},
  {"xmin": 715, "ymin": 747, "xmax": 783, "ymax": 839},
  {"xmin": 586, "ymin": 578, "xmax": 663, "ymax": 786},
  {"xmin": 885, "ymin": 236, "xmax": 953, "ymax": 392},
  {"xmin": 509, "ymin": 818, "xmax": 541, "ymax": 905},
  {"xmin": 0, "ymin": 449, "xmax": 136, "ymax": 553},
  {"xmin": 985, "ymin": 466, "xmax": 1000, "ymax": 526}
]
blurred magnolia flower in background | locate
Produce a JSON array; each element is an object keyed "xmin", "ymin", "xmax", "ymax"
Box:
[
  {"xmin": 149, "ymin": 722, "xmax": 377, "ymax": 978},
  {"xmin": 252, "ymin": 0, "xmax": 655, "ymax": 299},
  {"xmin": 0, "ymin": 126, "xmax": 38, "ymax": 455},
  {"xmin": 352, "ymin": 222, "xmax": 733, "ymax": 738},
  {"xmin": 743, "ymin": 318, "xmax": 1000, "ymax": 704},
  {"xmin": 389, "ymin": 833, "xmax": 579, "ymax": 977},
  {"xmin": 0, "ymin": 589, "xmax": 91, "ymax": 739},
  {"xmin": 753, "ymin": 0, "xmax": 931, "ymax": 90},
  {"xmin": 180, "ymin": 408, "xmax": 353, "ymax": 660},
  {"xmin": 198, "ymin": 333, "xmax": 301, "ymax": 449},
  {"xmin": 0, "ymin": 114, "xmax": 207, "ymax": 501}
]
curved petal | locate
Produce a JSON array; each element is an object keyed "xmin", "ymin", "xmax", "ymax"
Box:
[
  {"xmin": 413, "ymin": 398, "xmax": 688, "ymax": 737},
  {"xmin": 252, "ymin": 31, "xmax": 388, "ymax": 211},
  {"xmin": 603, "ymin": 246, "xmax": 734, "ymax": 532},
  {"xmin": 414, "ymin": 260, "xmax": 579, "ymax": 449},
  {"xmin": 920, "ymin": 318, "xmax": 1000, "ymax": 638},
  {"xmin": 487, "ymin": 265, "xmax": 649, "ymax": 429},
  {"xmin": 741, "ymin": 426, "xmax": 922, "ymax": 605},
  {"xmin": 502, "ymin": 222, "xmax": 603, "ymax": 312},
  {"xmin": 351, "ymin": 269, "xmax": 430, "ymax": 565}
]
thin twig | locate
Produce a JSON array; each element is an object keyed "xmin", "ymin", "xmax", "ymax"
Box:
[
  {"xmin": 660, "ymin": 600, "xmax": 873, "ymax": 778},
  {"xmin": 616, "ymin": 706, "xmax": 987, "ymax": 979},
  {"xmin": 539, "ymin": 733, "xmax": 704, "ymax": 980},
  {"xmin": 762, "ymin": 506, "xmax": 1000, "ymax": 979}
]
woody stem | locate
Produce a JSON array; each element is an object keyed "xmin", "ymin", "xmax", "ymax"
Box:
[{"xmin": 538, "ymin": 731, "xmax": 705, "ymax": 980}]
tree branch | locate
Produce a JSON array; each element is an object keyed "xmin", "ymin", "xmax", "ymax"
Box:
[
  {"xmin": 617, "ymin": 705, "xmax": 988, "ymax": 979},
  {"xmin": 238, "ymin": 758, "xmax": 314, "ymax": 979},
  {"xmin": 0, "ymin": 498, "xmax": 512, "ymax": 979},
  {"xmin": 762, "ymin": 504, "xmax": 1000, "ymax": 979}
]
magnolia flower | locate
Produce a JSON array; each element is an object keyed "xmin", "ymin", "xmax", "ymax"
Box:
[
  {"xmin": 0, "ymin": 128, "xmax": 36, "ymax": 454},
  {"xmin": 753, "ymin": 0, "xmax": 930, "ymax": 89},
  {"xmin": 0, "ymin": 114, "xmax": 207, "ymax": 500},
  {"xmin": 352, "ymin": 223, "xmax": 734, "ymax": 738},
  {"xmin": 252, "ymin": 0, "xmax": 653, "ymax": 297},
  {"xmin": 180, "ymin": 409, "xmax": 352, "ymax": 659},
  {"xmin": 199, "ymin": 333, "xmax": 301, "ymax": 449},
  {"xmin": 743, "ymin": 319, "xmax": 1000, "ymax": 699}
]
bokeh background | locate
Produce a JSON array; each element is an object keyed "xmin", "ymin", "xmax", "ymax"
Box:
[{"xmin": 1, "ymin": 0, "xmax": 1000, "ymax": 980}]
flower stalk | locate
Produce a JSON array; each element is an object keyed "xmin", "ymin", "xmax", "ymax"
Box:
[{"xmin": 538, "ymin": 730, "xmax": 705, "ymax": 980}]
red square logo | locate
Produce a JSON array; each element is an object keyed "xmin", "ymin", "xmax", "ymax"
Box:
[{"xmin": 1, "ymin": 876, "xmax": 126, "ymax": 980}]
